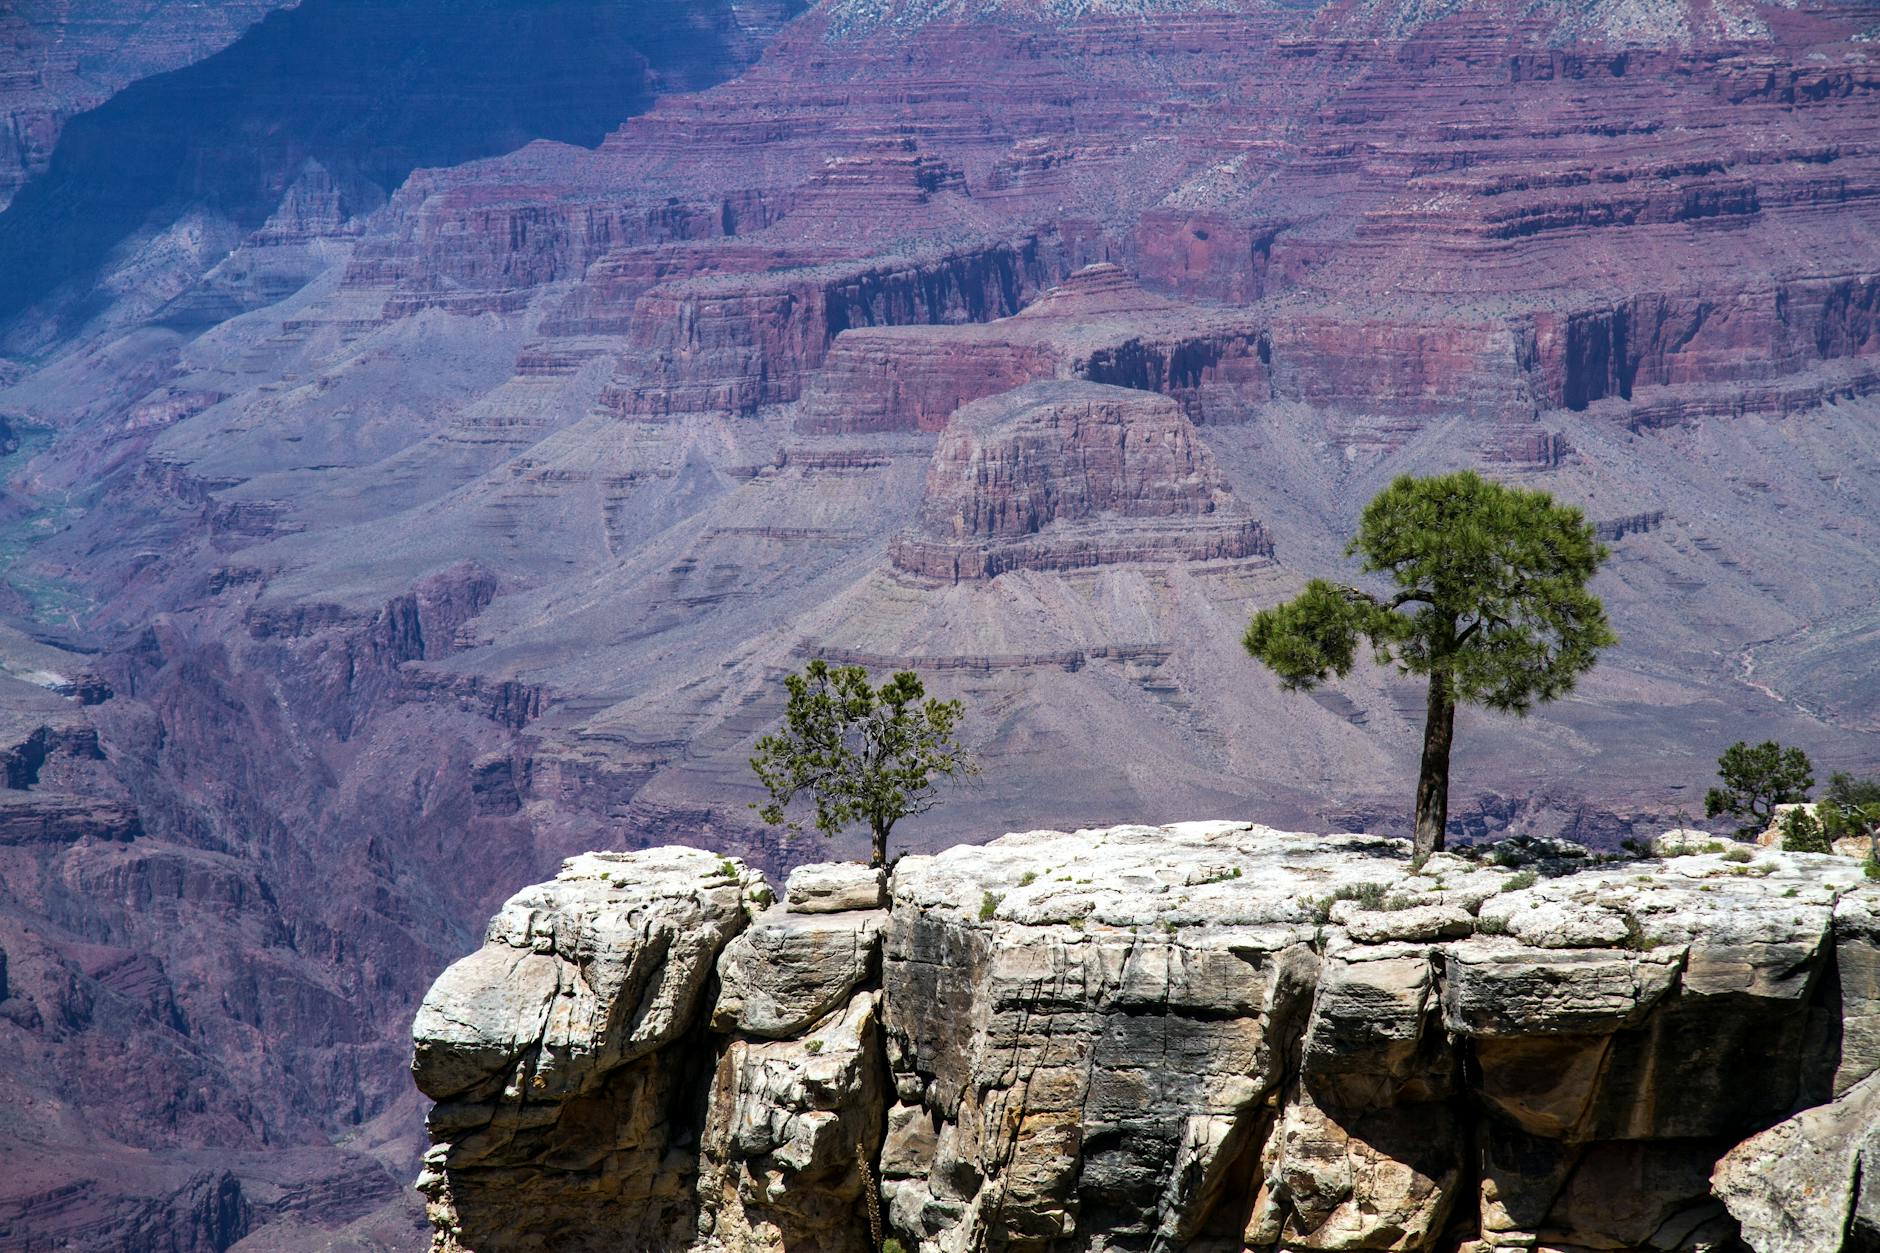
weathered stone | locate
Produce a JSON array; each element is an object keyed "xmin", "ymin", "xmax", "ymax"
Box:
[
  {"xmin": 1714, "ymin": 1069, "xmax": 1880, "ymax": 1253},
  {"xmin": 697, "ymin": 991, "xmax": 887, "ymax": 1253},
  {"xmin": 786, "ymin": 861, "xmax": 888, "ymax": 913},
  {"xmin": 412, "ymin": 824, "xmax": 1878, "ymax": 1253},
  {"xmin": 1247, "ymin": 1088, "xmax": 1461, "ymax": 1251},
  {"xmin": 881, "ymin": 1102, "xmax": 939, "ymax": 1178},
  {"xmin": 1835, "ymin": 887, "xmax": 1880, "ymax": 1093},
  {"xmin": 412, "ymin": 847, "xmax": 771, "ymax": 1252},
  {"xmin": 712, "ymin": 906, "xmax": 884, "ymax": 1038}
]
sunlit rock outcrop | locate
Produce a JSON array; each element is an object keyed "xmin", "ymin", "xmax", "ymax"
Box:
[{"xmin": 414, "ymin": 822, "xmax": 1878, "ymax": 1252}]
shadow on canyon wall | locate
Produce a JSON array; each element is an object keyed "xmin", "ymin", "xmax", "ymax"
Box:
[{"xmin": 0, "ymin": 0, "xmax": 788, "ymax": 331}]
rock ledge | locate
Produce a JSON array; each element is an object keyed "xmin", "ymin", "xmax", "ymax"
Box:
[{"xmin": 413, "ymin": 823, "xmax": 1878, "ymax": 1253}]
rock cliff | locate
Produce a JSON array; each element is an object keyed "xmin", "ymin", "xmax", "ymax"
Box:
[
  {"xmin": 890, "ymin": 381, "xmax": 1271, "ymax": 581},
  {"xmin": 413, "ymin": 823, "xmax": 1880, "ymax": 1252}
]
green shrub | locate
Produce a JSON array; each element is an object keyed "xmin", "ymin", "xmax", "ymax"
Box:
[
  {"xmin": 978, "ymin": 891, "xmax": 1001, "ymax": 921},
  {"xmin": 1723, "ymin": 846, "xmax": 1754, "ymax": 863},
  {"xmin": 1018, "ymin": 871, "xmax": 1037, "ymax": 887},
  {"xmin": 1620, "ymin": 912, "xmax": 1660, "ymax": 951},
  {"xmin": 1340, "ymin": 882, "xmax": 1388, "ymax": 910},
  {"xmin": 1780, "ymin": 808, "xmax": 1831, "ymax": 854},
  {"xmin": 1501, "ymin": 869, "xmax": 1538, "ymax": 893},
  {"xmin": 1475, "ymin": 914, "xmax": 1511, "ymax": 936}
]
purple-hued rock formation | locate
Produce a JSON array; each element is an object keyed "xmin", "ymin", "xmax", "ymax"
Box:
[{"xmin": 0, "ymin": 0, "xmax": 1878, "ymax": 1243}]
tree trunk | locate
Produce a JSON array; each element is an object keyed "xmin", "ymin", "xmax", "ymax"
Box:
[
  {"xmin": 870, "ymin": 819, "xmax": 889, "ymax": 869},
  {"xmin": 1413, "ymin": 670, "xmax": 1455, "ymax": 861}
]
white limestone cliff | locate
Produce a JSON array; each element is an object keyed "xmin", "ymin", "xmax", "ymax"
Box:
[{"xmin": 412, "ymin": 823, "xmax": 1880, "ymax": 1252}]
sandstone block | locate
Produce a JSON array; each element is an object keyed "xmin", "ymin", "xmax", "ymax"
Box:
[
  {"xmin": 785, "ymin": 860, "xmax": 887, "ymax": 913},
  {"xmin": 1714, "ymin": 1069, "xmax": 1880, "ymax": 1253},
  {"xmin": 712, "ymin": 906, "xmax": 884, "ymax": 1038},
  {"xmin": 1345, "ymin": 903, "xmax": 1475, "ymax": 943}
]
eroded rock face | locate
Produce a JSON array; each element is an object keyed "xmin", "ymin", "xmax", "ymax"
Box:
[
  {"xmin": 890, "ymin": 381, "xmax": 1272, "ymax": 581},
  {"xmin": 412, "ymin": 847, "xmax": 773, "ymax": 1252},
  {"xmin": 415, "ymin": 824, "xmax": 1879, "ymax": 1252}
]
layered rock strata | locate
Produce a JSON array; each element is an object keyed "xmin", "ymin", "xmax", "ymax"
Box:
[
  {"xmin": 889, "ymin": 380, "xmax": 1271, "ymax": 581},
  {"xmin": 413, "ymin": 822, "xmax": 1880, "ymax": 1252},
  {"xmin": 796, "ymin": 264, "xmax": 1271, "ymax": 433}
]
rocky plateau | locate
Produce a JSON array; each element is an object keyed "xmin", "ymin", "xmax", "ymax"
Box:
[{"xmin": 413, "ymin": 823, "xmax": 1880, "ymax": 1252}]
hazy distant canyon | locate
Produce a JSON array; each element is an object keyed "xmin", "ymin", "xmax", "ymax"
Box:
[{"xmin": 0, "ymin": 0, "xmax": 1877, "ymax": 1245}]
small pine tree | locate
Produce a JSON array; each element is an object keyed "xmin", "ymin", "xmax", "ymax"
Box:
[
  {"xmin": 750, "ymin": 659, "xmax": 973, "ymax": 867},
  {"xmin": 1779, "ymin": 807, "xmax": 1831, "ymax": 854},
  {"xmin": 1820, "ymin": 772, "xmax": 1880, "ymax": 860},
  {"xmin": 1704, "ymin": 741, "xmax": 1814, "ymax": 838}
]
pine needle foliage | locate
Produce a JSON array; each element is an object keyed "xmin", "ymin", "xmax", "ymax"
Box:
[
  {"xmin": 1704, "ymin": 740, "xmax": 1814, "ymax": 838},
  {"xmin": 750, "ymin": 659, "xmax": 972, "ymax": 867},
  {"xmin": 1243, "ymin": 470, "xmax": 1616, "ymax": 859}
]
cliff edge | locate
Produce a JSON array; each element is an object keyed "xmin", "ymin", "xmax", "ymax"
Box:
[{"xmin": 410, "ymin": 824, "xmax": 1880, "ymax": 1252}]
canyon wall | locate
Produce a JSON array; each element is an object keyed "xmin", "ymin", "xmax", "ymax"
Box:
[
  {"xmin": 413, "ymin": 823, "xmax": 1880, "ymax": 1253},
  {"xmin": 4, "ymin": 0, "xmax": 1880, "ymax": 1246}
]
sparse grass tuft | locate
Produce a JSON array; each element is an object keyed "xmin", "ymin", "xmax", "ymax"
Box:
[
  {"xmin": 979, "ymin": 891, "xmax": 1001, "ymax": 922},
  {"xmin": 1501, "ymin": 869, "xmax": 1538, "ymax": 893}
]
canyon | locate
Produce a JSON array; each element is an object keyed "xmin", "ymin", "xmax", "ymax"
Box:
[
  {"xmin": 413, "ymin": 823, "xmax": 1880, "ymax": 1252},
  {"xmin": 0, "ymin": 0, "xmax": 1877, "ymax": 1245}
]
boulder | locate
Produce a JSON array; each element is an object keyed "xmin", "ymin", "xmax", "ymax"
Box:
[
  {"xmin": 1714, "ymin": 1069, "xmax": 1880, "ymax": 1253},
  {"xmin": 786, "ymin": 861, "xmax": 888, "ymax": 913},
  {"xmin": 712, "ymin": 906, "xmax": 884, "ymax": 1038},
  {"xmin": 1653, "ymin": 828, "xmax": 1729, "ymax": 856}
]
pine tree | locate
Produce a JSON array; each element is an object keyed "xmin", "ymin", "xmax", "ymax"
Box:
[
  {"xmin": 1243, "ymin": 471, "xmax": 1616, "ymax": 860},
  {"xmin": 1704, "ymin": 741, "xmax": 1814, "ymax": 838},
  {"xmin": 750, "ymin": 660, "xmax": 973, "ymax": 867}
]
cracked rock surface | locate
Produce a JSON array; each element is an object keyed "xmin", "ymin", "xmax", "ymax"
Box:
[{"xmin": 413, "ymin": 822, "xmax": 1878, "ymax": 1252}]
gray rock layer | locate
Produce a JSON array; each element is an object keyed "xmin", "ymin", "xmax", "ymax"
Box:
[{"xmin": 411, "ymin": 823, "xmax": 1880, "ymax": 1253}]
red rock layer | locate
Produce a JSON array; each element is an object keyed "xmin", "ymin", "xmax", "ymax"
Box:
[
  {"xmin": 797, "ymin": 263, "xmax": 1273, "ymax": 431},
  {"xmin": 598, "ymin": 235, "xmax": 1070, "ymax": 419},
  {"xmin": 889, "ymin": 380, "xmax": 1271, "ymax": 580}
]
